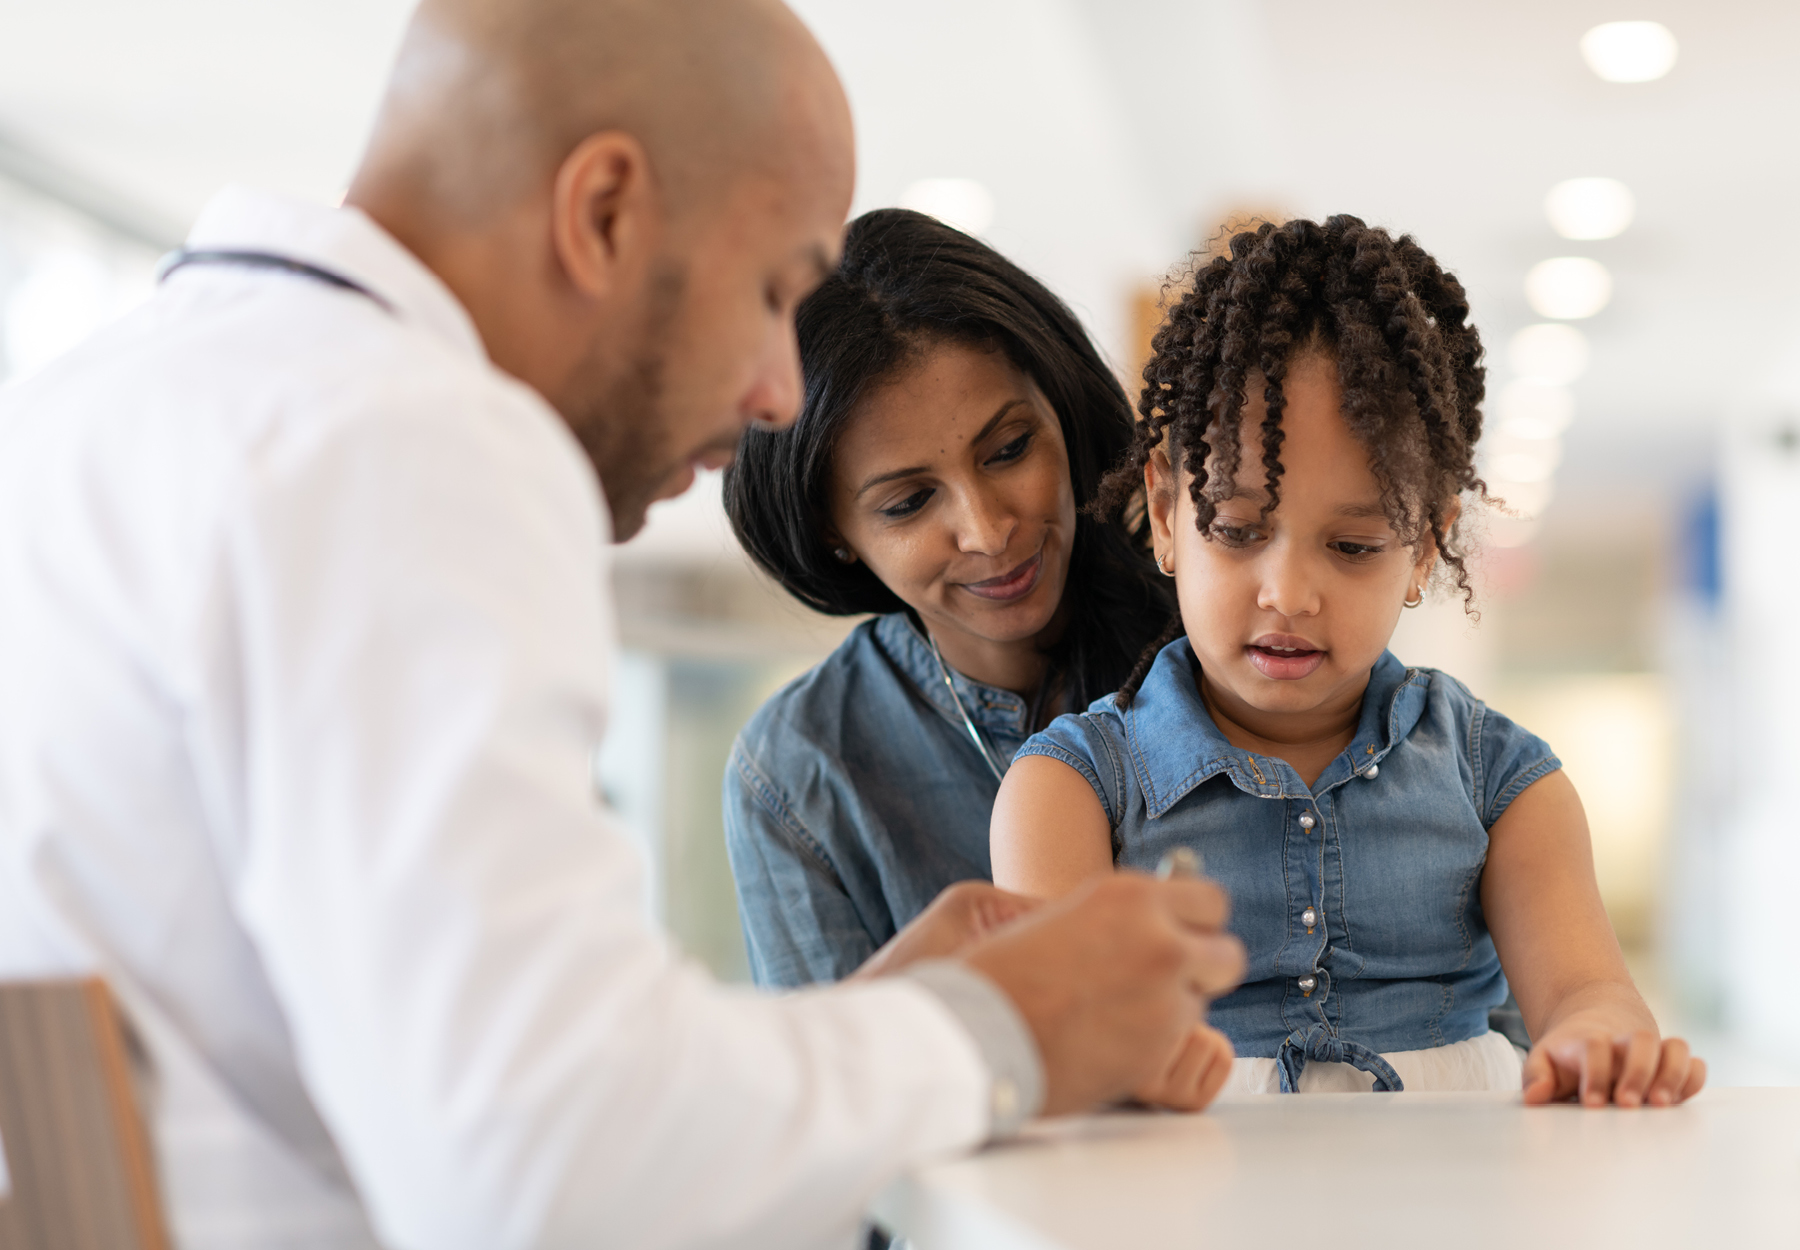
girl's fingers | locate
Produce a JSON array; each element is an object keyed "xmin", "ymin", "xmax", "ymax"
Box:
[
  {"xmin": 1677, "ymin": 1056, "xmax": 1707, "ymax": 1104},
  {"xmin": 1613, "ymin": 1030, "xmax": 1660, "ymax": 1108},
  {"xmin": 1579, "ymin": 1035, "xmax": 1614, "ymax": 1107},
  {"xmin": 1521, "ymin": 1046, "xmax": 1559, "ymax": 1104},
  {"xmin": 1646, "ymin": 1037, "xmax": 1691, "ymax": 1107}
]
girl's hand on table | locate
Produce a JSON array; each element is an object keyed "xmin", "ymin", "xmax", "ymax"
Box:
[
  {"xmin": 1522, "ymin": 1014, "xmax": 1707, "ymax": 1108},
  {"xmin": 1135, "ymin": 1022, "xmax": 1235, "ymax": 1112}
]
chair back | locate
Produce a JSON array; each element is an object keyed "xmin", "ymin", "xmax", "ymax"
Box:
[{"xmin": 0, "ymin": 978, "xmax": 170, "ymax": 1250}]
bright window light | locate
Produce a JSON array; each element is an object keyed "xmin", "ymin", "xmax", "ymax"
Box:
[
  {"xmin": 1580, "ymin": 21, "xmax": 1678, "ymax": 83},
  {"xmin": 1492, "ymin": 452, "xmax": 1558, "ymax": 484},
  {"xmin": 1525, "ymin": 257, "xmax": 1612, "ymax": 320},
  {"xmin": 1545, "ymin": 177, "xmax": 1635, "ymax": 240},
  {"xmin": 1488, "ymin": 478, "xmax": 1553, "ymax": 522},
  {"xmin": 900, "ymin": 178, "xmax": 996, "ymax": 236},
  {"xmin": 1487, "ymin": 515, "xmax": 1542, "ymax": 548},
  {"xmin": 1508, "ymin": 324, "xmax": 1589, "ymax": 385},
  {"xmin": 1497, "ymin": 379, "xmax": 1576, "ymax": 437}
]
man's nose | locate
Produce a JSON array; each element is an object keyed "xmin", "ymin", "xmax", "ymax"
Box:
[{"xmin": 744, "ymin": 317, "xmax": 804, "ymax": 432}]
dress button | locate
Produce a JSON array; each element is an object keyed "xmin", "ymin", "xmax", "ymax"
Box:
[
  {"xmin": 1298, "ymin": 975, "xmax": 1318, "ymax": 994},
  {"xmin": 1365, "ymin": 763, "xmax": 1380, "ymax": 779},
  {"xmin": 1298, "ymin": 812, "xmax": 1316, "ymax": 831},
  {"xmin": 1302, "ymin": 906, "xmax": 1318, "ymax": 928}
]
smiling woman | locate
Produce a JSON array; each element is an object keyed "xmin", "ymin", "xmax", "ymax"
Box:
[{"xmin": 720, "ymin": 208, "xmax": 1172, "ymax": 986}]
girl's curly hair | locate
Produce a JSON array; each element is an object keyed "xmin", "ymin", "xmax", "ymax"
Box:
[{"xmin": 1096, "ymin": 215, "xmax": 1489, "ymax": 704}]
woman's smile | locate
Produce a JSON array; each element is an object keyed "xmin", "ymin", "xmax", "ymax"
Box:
[{"xmin": 958, "ymin": 550, "xmax": 1044, "ymax": 602}]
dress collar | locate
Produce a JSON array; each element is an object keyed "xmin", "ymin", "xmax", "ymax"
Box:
[
  {"xmin": 1122, "ymin": 639, "xmax": 1425, "ymax": 817},
  {"xmin": 178, "ymin": 186, "xmax": 487, "ymax": 365},
  {"xmin": 874, "ymin": 613, "xmax": 1033, "ymax": 738}
]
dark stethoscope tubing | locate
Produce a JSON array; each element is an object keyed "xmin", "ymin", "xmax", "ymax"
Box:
[{"xmin": 157, "ymin": 249, "xmax": 393, "ymax": 313}]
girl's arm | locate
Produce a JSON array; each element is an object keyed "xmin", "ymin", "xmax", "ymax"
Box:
[
  {"xmin": 991, "ymin": 755, "xmax": 1237, "ymax": 1112},
  {"xmin": 990, "ymin": 755, "xmax": 1115, "ymax": 898},
  {"xmin": 1482, "ymin": 769, "xmax": 1705, "ymax": 1107}
]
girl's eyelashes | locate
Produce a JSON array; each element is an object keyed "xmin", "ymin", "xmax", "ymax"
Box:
[
  {"xmin": 1208, "ymin": 520, "xmax": 1263, "ymax": 547},
  {"xmin": 1329, "ymin": 540, "xmax": 1388, "ymax": 560}
]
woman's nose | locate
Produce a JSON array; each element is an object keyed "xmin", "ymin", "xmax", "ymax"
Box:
[{"xmin": 953, "ymin": 487, "xmax": 1016, "ymax": 556}]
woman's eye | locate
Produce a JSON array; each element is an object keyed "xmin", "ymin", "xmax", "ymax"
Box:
[
  {"xmin": 987, "ymin": 431, "xmax": 1032, "ymax": 464},
  {"xmin": 1330, "ymin": 541, "xmax": 1386, "ymax": 559},
  {"xmin": 879, "ymin": 488, "xmax": 933, "ymax": 519}
]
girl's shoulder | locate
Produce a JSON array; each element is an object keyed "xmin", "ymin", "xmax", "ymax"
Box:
[{"xmin": 1396, "ymin": 662, "xmax": 1563, "ymax": 827}]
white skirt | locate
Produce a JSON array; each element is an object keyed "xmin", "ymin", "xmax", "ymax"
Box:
[{"xmin": 1221, "ymin": 1029, "xmax": 1525, "ymax": 1095}]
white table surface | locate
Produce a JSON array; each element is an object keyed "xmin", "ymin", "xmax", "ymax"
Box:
[{"xmin": 872, "ymin": 1088, "xmax": 1800, "ymax": 1249}]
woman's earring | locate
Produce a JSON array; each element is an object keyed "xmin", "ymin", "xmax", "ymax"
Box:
[
  {"xmin": 1157, "ymin": 552, "xmax": 1175, "ymax": 577},
  {"xmin": 1403, "ymin": 585, "xmax": 1424, "ymax": 608},
  {"xmin": 833, "ymin": 547, "xmax": 855, "ymax": 564}
]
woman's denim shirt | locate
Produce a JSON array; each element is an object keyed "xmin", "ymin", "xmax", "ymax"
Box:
[
  {"xmin": 725, "ymin": 613, "xmax": 1032, "ymax": 987},
  {"xmin": 1020, "ymin": 639, "xmax": 1560, "ymax": 1092}
]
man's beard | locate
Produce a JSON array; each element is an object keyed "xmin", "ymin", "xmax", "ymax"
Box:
[
  {"xmin": 570, "ymin": 261, "xmax": 685, "ymax": 541},
  {"xmin": 578, "ymin": 343, "xmax": 677, "ymax": 541}
]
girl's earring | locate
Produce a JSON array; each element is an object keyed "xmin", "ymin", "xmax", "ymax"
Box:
[
  {"xmin": 1403, "ymin": 585, "xmax": 1424, "ymax": 609},
  {"xmin": 834, "ymin": 547, "xmax": 855, "ymax": 564},
  {"xmin": 1157, "ymin": 552, "xmax": 1175, "ymax": 577}
]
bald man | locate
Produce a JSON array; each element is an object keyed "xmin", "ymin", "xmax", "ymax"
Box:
[{"xmin": 0, "ymin": 2, "xmax": 1243, "ymax": 1248}]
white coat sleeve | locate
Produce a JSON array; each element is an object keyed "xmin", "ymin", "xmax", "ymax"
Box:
[{"xmin": 222, "ymin": 378, "xmax": 993, "ymax": 1250}]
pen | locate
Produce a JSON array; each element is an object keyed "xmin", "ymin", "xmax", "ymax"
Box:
[{"xmin": 1155, "ymin": 847, "xmax": 1205, "ymax": 879}]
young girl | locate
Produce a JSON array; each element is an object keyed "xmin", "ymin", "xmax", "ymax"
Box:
[{"xmin": 991, "ymin": 216, "xmax": 1706, "ymax": 1111}]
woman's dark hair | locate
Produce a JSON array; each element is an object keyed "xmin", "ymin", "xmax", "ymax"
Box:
[
  {"xmin": 723, "ymin": 207, "xmax": 1173, "ymax": 710},
  {"xmin": 1097, "ymin": 215, "xmax": 1489, "ymax": 705}
]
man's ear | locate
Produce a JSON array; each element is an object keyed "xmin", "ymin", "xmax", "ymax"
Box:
[{"xmin": 550, "ymin": 131, "xmax": 661, "ymax": 302}]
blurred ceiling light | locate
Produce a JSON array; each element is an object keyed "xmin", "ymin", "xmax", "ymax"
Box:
[
  {"xmin": 1525, "ymin": 257, "xmax": 1612, "ymax": 320},
  {"xmin": 900, "ymin": 178, "xmax": 996, "ymax": 236},
  {"xmin": 1580, "ymin": 21, "xmax": 1678, "ymax": 83},
  {"xmin": 1489, "ymin": 430, "xmax": 1563, "ymax": 470},
  {"xmin": 1545, "ymin": 177, "xmax": 1635, "ymax": 240},
  {"xmin": 1492, "ymin": 452, "xmax": 1558, "ymax": 484},
  {"xmin": 1508, "ymin": 324, "xmax": 1589, "ymax": 385},
  {"xmin": 1497, "ymin": 379, "xmax": 1576, "ymax": 436}
]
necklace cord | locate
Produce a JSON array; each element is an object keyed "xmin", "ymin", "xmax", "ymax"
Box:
[{"xmin": 929, "ymin": 637, "xmax": 1008, "ymax": 785}]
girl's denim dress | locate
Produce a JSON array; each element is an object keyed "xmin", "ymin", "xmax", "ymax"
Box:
[{"xmin": 1019, "ymin": 639, "xmax": 1560, "ymax": 1092}]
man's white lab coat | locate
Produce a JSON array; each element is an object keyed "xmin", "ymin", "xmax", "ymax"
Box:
[{"xmin": 0, "ymin": 188, "xmax": 1000, "ymax": 1250}]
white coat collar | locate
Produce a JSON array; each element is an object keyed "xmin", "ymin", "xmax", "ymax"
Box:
[{"xmin": 183, "ymin": 185, "xmax": 488, "ymax": 364}]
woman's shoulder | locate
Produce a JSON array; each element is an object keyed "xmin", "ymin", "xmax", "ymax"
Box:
[{"xmin": 737, "ymin": 615, "xmax": 895, "ymax": 739}]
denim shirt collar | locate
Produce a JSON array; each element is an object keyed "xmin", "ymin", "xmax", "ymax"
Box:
[
  {"xmin": 1123, "ymin": 639, "xmax": 1426, "ymax": 816},
  {"xmin": 874, "ymin": 613, "xmax": 1033, "ymax": 739}
]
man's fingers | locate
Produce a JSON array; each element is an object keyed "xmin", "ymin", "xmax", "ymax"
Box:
[
  {"xmin": 1148, "ymin": 874, "xmax": 1232, "ymax": 931},
  {"xmin": 1178, "ymin": 931, "xmax": 1247, "ymax": 998},
  {"xmin": 1645, "ymin": 1037, "xmax": 1690, "ymax": 1107},
  {"xmin": 1614, "ymin": 1030, "xmax": 1660, "ymax": 1108},
  {"xmin": 1580, "ymin": 1035, "xmax": 1613, "ymax": 1107}
]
